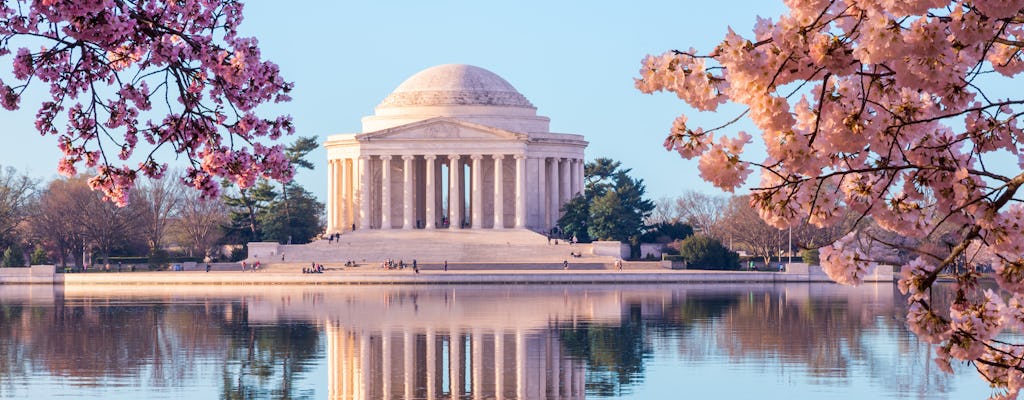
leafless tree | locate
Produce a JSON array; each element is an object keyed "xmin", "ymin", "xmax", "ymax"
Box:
[
  {"xmin": 0, "ymin": 166, "xmax": 38, "ymax": 248},
  {"xmin": 674, "ymin": 190, "xmax": 728, "ymax": 240},
  {"xmin": 28, "ymin": 175, "xmax": 142, "ymax": 269},
  {"xmin": 135, "ymin": 171, "xmax": 184, "ymax": 252},
  {"xmin": 170, "ymin": 190, "xmax": 229, "ymax": 259},
  {"xmin": 647, "ymin": 196, "xmax": 680, "ymax": 224},
  {"xmin": 718, "ymin": 195, "xmax": 784, "ymax": 265}
]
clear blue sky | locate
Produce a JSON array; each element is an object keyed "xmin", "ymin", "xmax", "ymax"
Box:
[{"xmin": 0, "ymin": 1, "xmax": 792, "ymax": 203}]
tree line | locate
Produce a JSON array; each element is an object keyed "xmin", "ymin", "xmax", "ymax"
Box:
[{"xmin": 0, "ymin": 137, "xmax": 324, "ymax": 269}]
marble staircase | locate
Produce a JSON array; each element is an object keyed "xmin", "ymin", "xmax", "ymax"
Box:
[{"xmin": 258, "ymin": 229, "xmax": 612, "ymax": 265}]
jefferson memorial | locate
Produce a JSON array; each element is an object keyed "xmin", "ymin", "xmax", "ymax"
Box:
[{"xmin": 323, "ymin": 64, "xmax": 587, "ymax": 233}]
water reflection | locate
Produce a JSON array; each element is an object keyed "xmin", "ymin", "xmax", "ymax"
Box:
[{"xmin": 0, "ymin": 283, "xmax": 985, "ymax": 399}]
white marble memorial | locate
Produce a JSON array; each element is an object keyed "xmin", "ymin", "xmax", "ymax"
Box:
[{"xmin": 324, "ymin": 64, "xmax": 587, "ymax": 232}]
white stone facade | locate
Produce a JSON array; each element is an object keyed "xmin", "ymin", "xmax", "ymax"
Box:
[{"xmin": 324, "ymin": 64, "xmax": 587, "ymax": 232}]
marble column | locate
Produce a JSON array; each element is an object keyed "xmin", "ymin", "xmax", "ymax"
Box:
[
  {"xmin": 514, "ymin": 155, "xmax": 526, "ymax": 228},
  {"xmin": 448, "ymin": 155, "xmax": 461, "ymax": 229},
  {"xmin": 470, "ymin": 155, "xmax": 483, "ymax": 229},
  {"xmin": 403, "ymin": 155, "xmax": 415, "ymax": 230},
  {"xmin": 568, "ymin": 159, "xmax": 579, "ymax": 200},
  {"xmin": 327, "ymin": 159, "xmax": 335, "ymax": 233},
  {"xmin": 425, "ymin": 155, "xmax": 437, "ymax": 229},
  {"xmin": 575, "ymin": 159, "xmax": 584, "ymax": 197},
  {"xmin": 359, "ymin": 156, "xmax": 371, "ymax": 229},
  {"xmin": 536, "ymin": 158, "xmax": 547, "ymax": 230},
  {"xmin": 549, "ymin": 158, "xmax": 560, "ymax": 230},
  {"xmin": 492, "ymin": 154, "xmax": 504, "ymax": 229},
  {"xmin": 559, "ymin": 158, "xmax": 570, "ymax": 211},
  {"xmin": 344, "ymin": 158, "xmax": 354, "ymax": 230},
  {"xmin": 381, "ymin": 155, "xmax": 392, "ymax": 230},
  {"xmin": 340, "ymin": 159, "xmax": 350, "ymax": 230}
]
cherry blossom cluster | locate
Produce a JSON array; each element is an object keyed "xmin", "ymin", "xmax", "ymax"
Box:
[
  {"xmin": 638, "ymin": 1, "xmax": 1024, "ymax": 396},
  {"xmin": 0, "ymin": 0, "xmax": 294, "ymax": 205}
]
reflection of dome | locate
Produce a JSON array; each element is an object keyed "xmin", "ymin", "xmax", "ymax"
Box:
[{"xmin": 378, "ymin": 64, "xmax": 534, "ymax": 109}]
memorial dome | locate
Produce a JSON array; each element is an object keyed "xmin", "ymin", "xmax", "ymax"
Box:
[{"xmin": 378, "ymin": 64, "xmax": 534, "ymax": 109}]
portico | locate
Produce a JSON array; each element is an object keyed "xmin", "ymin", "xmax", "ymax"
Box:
[{"xmin": 324, "ymin": 64, "xmax": 587, "ymax": 233}]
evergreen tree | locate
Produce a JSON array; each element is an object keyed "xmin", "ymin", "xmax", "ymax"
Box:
[
  {"xmin": 558, "ymin": 158, "xmax": 654, "ymax": 243},
  {"xmin": 2, "ymin": 244, "xmax": 23, "ymax": 267},
  {"xmin": 30, "ymin": 245, "xmax": 48, "ymax": 265},
  {"xmin": 677, "ymin": 235, "xmax": 739, "ymax": 270}
]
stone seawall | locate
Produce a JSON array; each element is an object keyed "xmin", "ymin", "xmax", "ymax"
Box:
[
  {"xmin": 44, "ymin": 270, "xmax": 893, "ymax": 285},
  {"xmin": 0, "ymin": 265, "xmax": 62, "ymax": 284}
]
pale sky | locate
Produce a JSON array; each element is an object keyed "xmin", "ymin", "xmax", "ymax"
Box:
[{"xmin": 0, "ymin": 1, "xmax": 793, "ymax": 202}]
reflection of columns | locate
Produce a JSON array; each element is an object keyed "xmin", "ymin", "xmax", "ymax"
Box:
[
  {"xmin": 404, "ymin": 331, "xmax": 415, "ymax": 400},
  {"xmin": 382, "ymin": 329, "xmax": 392, "ymax": 400},
  {"xmin": 561, "ymin": 358, "xmax": 571, "ymax": 399},
  {"xmin": 450, "ymin": 331, "xmax": 462, "ymax": 399},
  {"xmin": 425, "ymin": 155, "xmax": 437, "ymax": 229},
  {"xmin": 549, "ymin": 158, "xmax": 560, "ymax": 229},
  {"xmin": 472, "ymin": 328, "xmax": 483, "ymax": 399},
  {"xmin": 549, "ymin": 332, "xmax": 559, "ymax": 398},
  {"xmin": 515, "ymin": 329, "xmax": 526, "ymax": 400},
  {"xmin": 493, "ymin": 154, "xmax": 504, "ymax": 229},
  {"xmin": 514, "ymin": 155, "xmax": 526, "ymax": 228},
  {"xmin": 426, "ymin": 328, "xmax": 437, "ymax": 400},
  {"xmin": 359, "ymin": 156, "xmax": 371, "ymax": 229},
  {"xmin": 360, "ymin": 332, "xmax": 370, "ymax": 399},
  {"xmin": 471, "ymin": 155, "xmax": 483, "ymax": 229},
  {"xmin": 448, "ymin": 155, "xmax": 461, "ymax": 230},
  {"xmin": 381, "ymin": 155, "xmax": 392, "ymax": 230},
  {"xmin": 403, "ymin": 155, "xmax": 415, "ymax": 230},
  {"xmin": 495, "ymin": 329, "xmax": 505, "ymax": 400}
]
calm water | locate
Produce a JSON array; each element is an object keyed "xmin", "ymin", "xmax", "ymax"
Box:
[{"xmin": 0, "ymin": 283, "xmax": 992, "ymax": 399}]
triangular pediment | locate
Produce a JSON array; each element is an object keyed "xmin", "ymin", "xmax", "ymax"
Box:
[{"xmin": 356, "ymin": 117, "xmax": 528, "ymax": 141}]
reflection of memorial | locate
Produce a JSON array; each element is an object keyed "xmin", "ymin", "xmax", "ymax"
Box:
[
  {"xmin": 304, "ymin": 287, "xmax": 606, "ymax": 400},
  {"xmin": 325, "ymin": 324, "xmax": 584, "ymax": 400}
]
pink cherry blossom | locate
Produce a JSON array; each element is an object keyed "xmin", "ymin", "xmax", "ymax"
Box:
[
  {"xmin": 0, "ymin": 0, "xmax": 294, "ymax": 206},
  {"xmin": 638, "ymin": 1, "xmax": 1024, "ymax": 396}
]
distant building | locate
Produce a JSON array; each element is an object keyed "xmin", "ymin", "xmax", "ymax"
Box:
[{"xmin": 324, "ymin": 64, "xmax": 587, "ymax": 232}]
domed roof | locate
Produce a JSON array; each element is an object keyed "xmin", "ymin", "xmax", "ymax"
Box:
[{"xmin": 378, "ymin": 64, "xmax": 534, "ymax": 108}]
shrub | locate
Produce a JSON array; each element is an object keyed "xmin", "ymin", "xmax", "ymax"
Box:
[
  {"xmin": 30, "ymin": 245, "xmax": 48, "ymax": 265},
  {"xmin": 2, "ymin": 244, "xmax": 24, "ymax": 267},
  {"xmin": 801, "ymin": 248, "xmax": 820, "ymax": 265},
  {"xmin": 676, "ymin": 235, "xmax": 739, "ymax": 270}
]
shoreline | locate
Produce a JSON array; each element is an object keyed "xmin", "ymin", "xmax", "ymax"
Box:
[{"xmin": 0, "ymin": 267, "xmax": 896, "ymax": 285}]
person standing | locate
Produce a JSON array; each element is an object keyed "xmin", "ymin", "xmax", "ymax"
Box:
[
  {"xmin": 443, "ymin": 260, "xmax": 448, "ymax": 271},
  {"xmin": 206, "ymin": 264, "xmax": 211, "ymax": 273}
]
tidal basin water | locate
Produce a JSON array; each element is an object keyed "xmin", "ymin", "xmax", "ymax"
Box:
[{"xmin": 0, "ymin": 283, "xmax": 993, "ymax": 399}]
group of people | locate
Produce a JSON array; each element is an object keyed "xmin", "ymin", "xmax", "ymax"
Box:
[
  {"xmin": 381, "ymin": 258, "xmax": 419, "ymax": 273},
  {"xmin": 303, "ymin": 263, "xmax": 324, "ymax": 274},
  {"xmin": 239, "ymin": 260, "xmax": 261, "ymax": 272}
]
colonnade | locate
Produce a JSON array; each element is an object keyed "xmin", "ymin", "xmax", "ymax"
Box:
[
  {"xmin": 327, "ymin": 154, "xmax": 584, "ymax": 232},
  {"xmin": 325, "ymin": 323, "xmax": 585, "ymax": 400}
]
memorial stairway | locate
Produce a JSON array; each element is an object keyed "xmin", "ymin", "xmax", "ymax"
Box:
[{"xmin": 260, "ymin": 229, "xmax": 615, "ymax": 265}]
